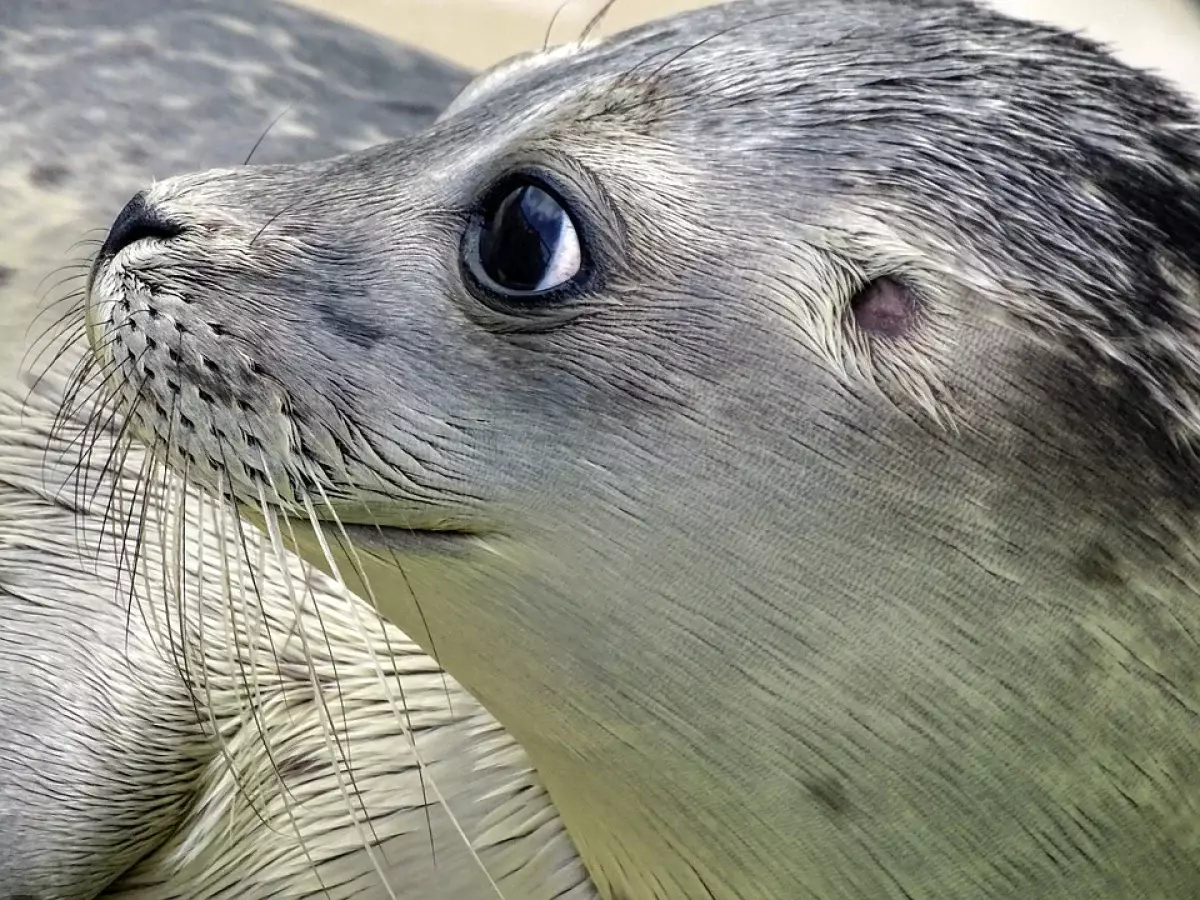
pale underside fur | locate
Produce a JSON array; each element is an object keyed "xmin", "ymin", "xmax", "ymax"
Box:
[{"xmin": 0, "ymin": 354, "xmax": 592, "ymax": 900}]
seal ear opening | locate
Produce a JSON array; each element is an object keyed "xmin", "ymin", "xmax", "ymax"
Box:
[{"xmin": 850, "ymin": 277, "xmax": 918, "ymax": 339}]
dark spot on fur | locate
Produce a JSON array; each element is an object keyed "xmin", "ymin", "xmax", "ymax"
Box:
[
  {"xmin": 379, "ymin": 98, "xmax": 443, "ymax": 116},
  {"xmin": 1076, "ymin": 543, "xmax": 1125, "ymax": 587},
  {"xmin": 316, "ymin": 298, "xmax": 385, "ymax": 350},
  {"xmin": 109, "ymin": 38, "xmax": 157, "ymax": 58},
  {"xmin": 805, "ymin": 778, "xmax": 849, "ymax": 817},
  {"xmin": 123, "ymin": 145, "xmax": 151, "ymax": 167},
  {"xmin": 177, "ymin": 354, "xmax": 234, "ymax": 404},
  {"xmin": 0, "ymin": 265, "xmax": 14, "ymax": 288},
  {"xmin": 28, "ymin": 162, "xmax": 70, "ymax": 188}
]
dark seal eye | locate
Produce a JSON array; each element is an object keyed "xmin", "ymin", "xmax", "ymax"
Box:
[{"xmin": 473, "ymin": 180, "xmax": 582, "ymax": 295}]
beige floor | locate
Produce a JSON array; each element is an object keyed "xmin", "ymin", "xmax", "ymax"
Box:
[
  {"xmin": 288, "ymin": 0, "xmax": 722, "ymax": 71},
  {"xmin": 287, "ymin": 0, "xmax": 1200, "ymax": 98}
]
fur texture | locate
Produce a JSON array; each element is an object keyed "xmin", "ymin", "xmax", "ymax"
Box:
[
  {"xmin": 1, "ymin": 372, "xmax": 589, "ymax": 900},
  {"xmin": 85, "ymin": 1, "xmax": 1200, "ymax": 898}
]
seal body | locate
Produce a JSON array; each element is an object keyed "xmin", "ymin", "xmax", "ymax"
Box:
[
  {"xmin": 82, "ymin": 0, "xmax": 1200, "ymax": 897},
  {"xmin": 0, "ymin": 2, "xmax": 590, "ymax": 898}
]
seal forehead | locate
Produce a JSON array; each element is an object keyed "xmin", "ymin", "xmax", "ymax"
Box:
[{"xmin": 440, "ymin": 44, "xmax": 593, "ymax": 122}]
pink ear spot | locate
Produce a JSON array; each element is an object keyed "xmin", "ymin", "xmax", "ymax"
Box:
[{"xmin": 850, "ymin": 277, "xmax": 917, "ymax": 339}]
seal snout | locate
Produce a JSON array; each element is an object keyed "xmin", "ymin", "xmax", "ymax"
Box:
[{"xmin": 98, "ymin": 191, "xmax": 185, "ymax": 261}]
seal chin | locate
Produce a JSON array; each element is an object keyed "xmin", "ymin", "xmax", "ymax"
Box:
[
  {"xmin": 337, "ymin": 523, "xmax": 483, "ymax": 556},
  {"xmin": 239, "ymin": 503, "xmax": 483, "ymax": 557}
]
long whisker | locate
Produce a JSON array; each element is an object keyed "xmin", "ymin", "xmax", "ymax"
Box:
[
  {"xmin": 543, "ymin": 0, "xmax": 576, "ymax": 50},
  {"xmin": 300, "ymin": 477, "xmax": 509, "ymax": 899},
  {"xmin": 209, "ymin": 470, "xmax": 296, "ymax": 832},
  {"xmin": 243, "ymin": 106, "xmax": 294, "ymax": 167},
  {"xmin": 258, "ymin": 480, "xmax": 401, "ymax": 900},
  {"xmin": 256, "ymin": 459, "xmax": 383, "ymax": 852},
  {"xmin": 580, "ymin": 0, "xmax": 621, "ymax": 43},
  {"xmin": 215, "ymin": 442, "xmax": 309, "ymax": 818},
  {"xmin": 234, "ymin": 485, "xmax": 333, "ymax": 900}
]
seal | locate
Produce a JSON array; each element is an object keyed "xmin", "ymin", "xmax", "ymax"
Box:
[
  {"xmin": 0, "ymin": 1, "xmax": 590, "ymax": 897},
  {"xmin": 76, "ymin": 0, "xmax": 1200, "ymax": 898}
]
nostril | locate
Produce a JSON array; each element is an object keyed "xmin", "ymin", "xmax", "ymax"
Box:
[{"xmin": 99, "ymin": 191, "xmax": 185, "ymax": 260}]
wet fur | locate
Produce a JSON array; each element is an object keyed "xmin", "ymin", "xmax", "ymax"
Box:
[{"xmin": 67, "ymin": 0, "xmax": 1200, "ymax": 898}]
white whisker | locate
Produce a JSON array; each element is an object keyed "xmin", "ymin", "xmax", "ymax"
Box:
[
  {"xmin": 300, "ymin": 478, "xmax": 511, "ymax": 900},
  {"xmin": 255, "ymin": 479, "xmax": 391, "ymax": 897}
]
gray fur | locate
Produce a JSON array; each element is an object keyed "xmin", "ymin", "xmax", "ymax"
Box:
[{"xmin": 76, "ymin": 0, "xmax": 1200, "ymax": 898}]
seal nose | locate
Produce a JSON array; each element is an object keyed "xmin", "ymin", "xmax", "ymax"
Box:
[{"xmin": 99, "ymin": 191, "xmax": 184, "ymax": 259}]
